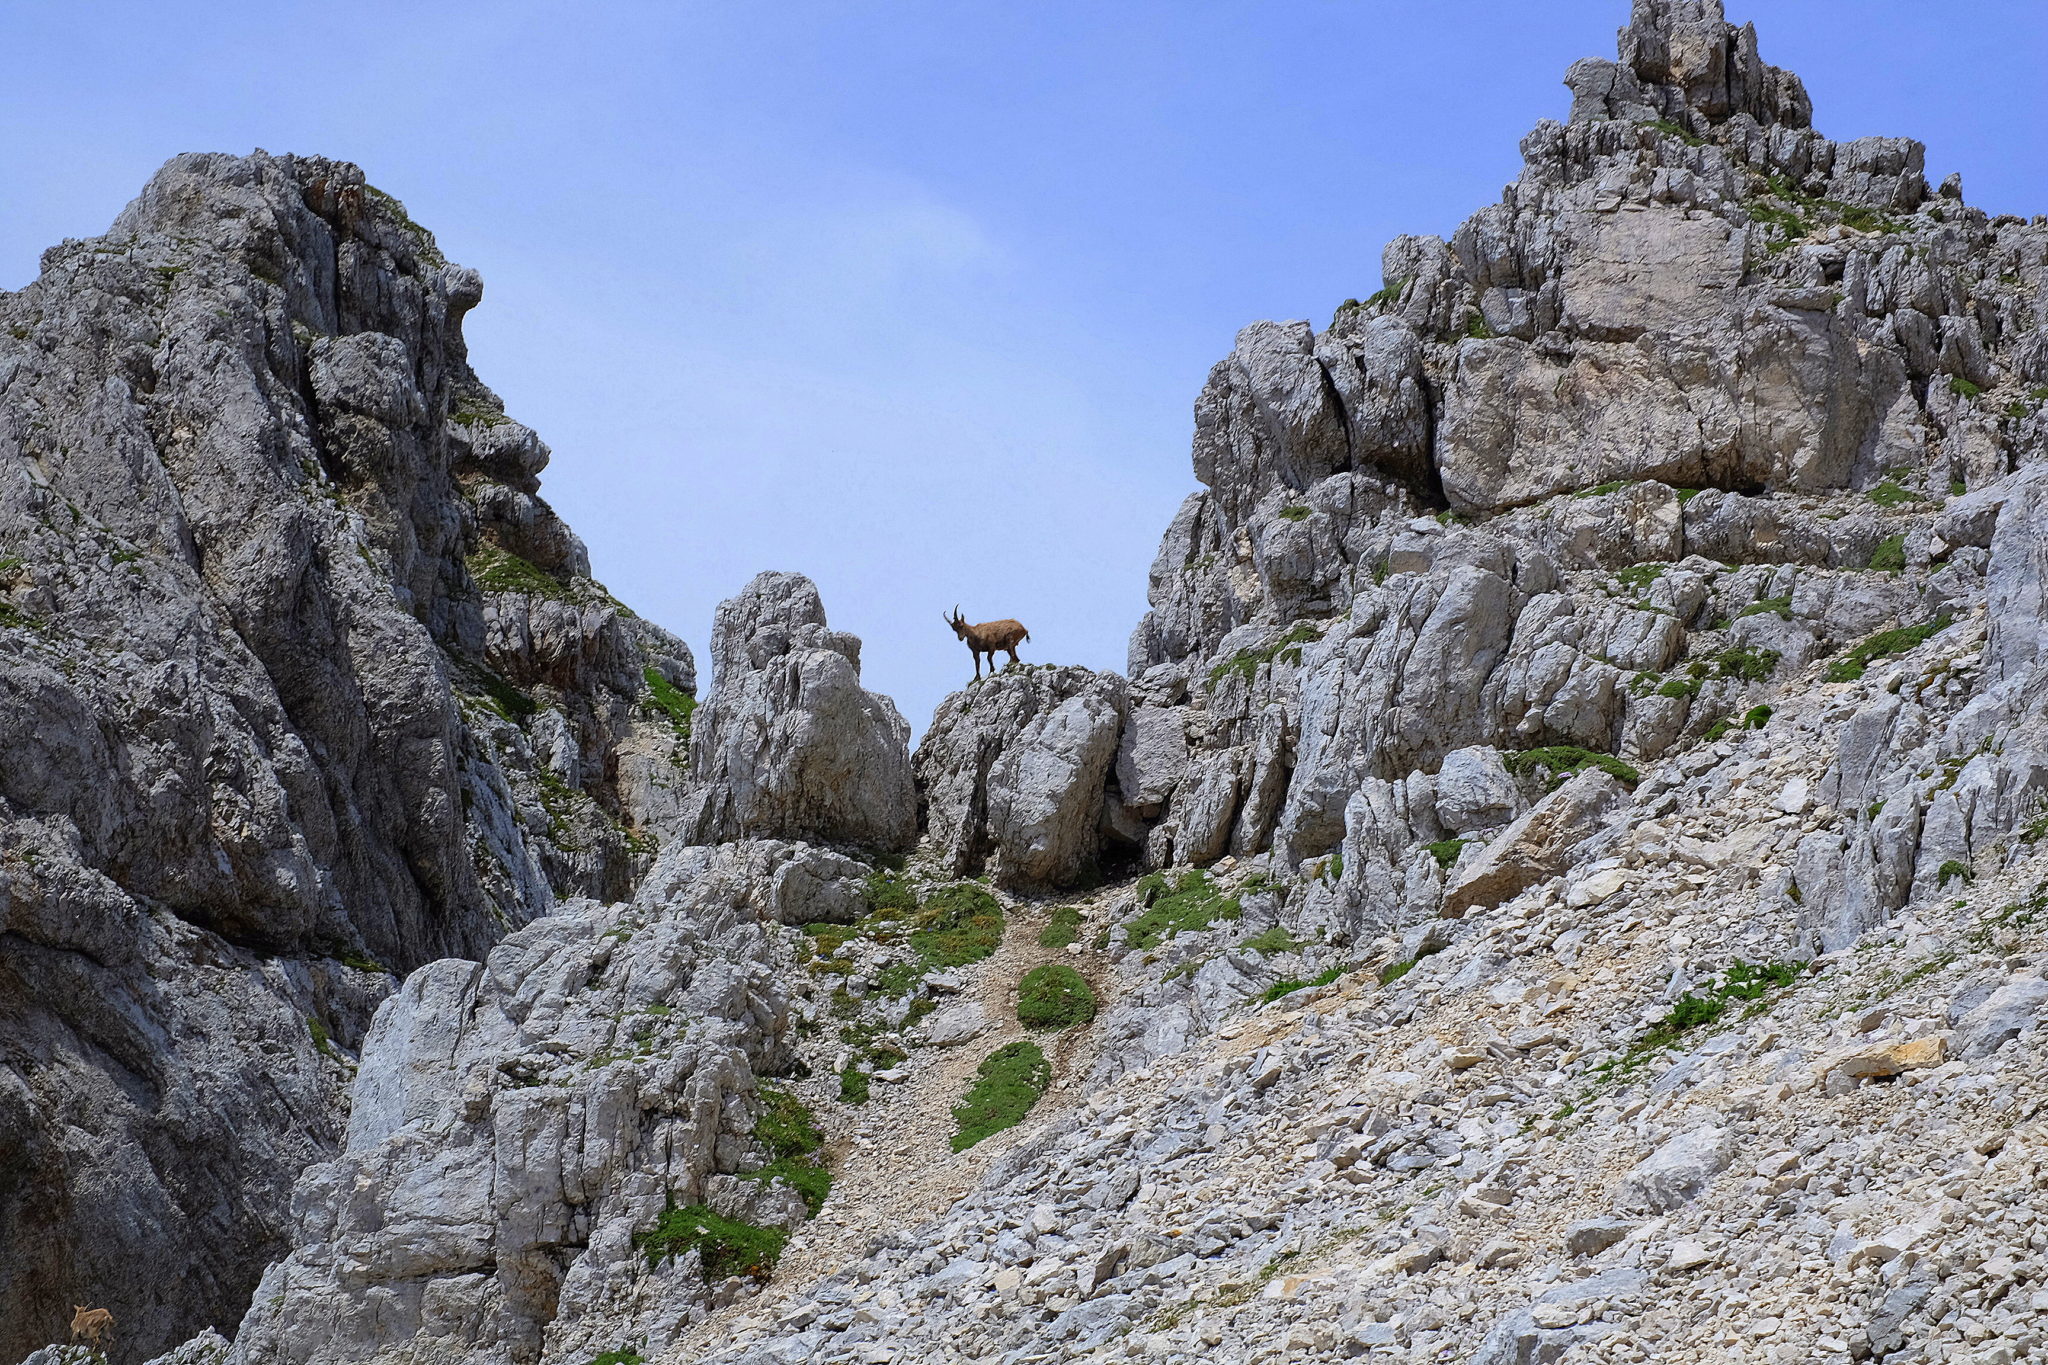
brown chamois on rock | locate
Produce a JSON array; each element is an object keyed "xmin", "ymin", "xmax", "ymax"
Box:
[
  {"xmin": 945, "ymin": 606, "xmax": 1029, "ymax": 681},
  {"xmin": 70, "ymin": 1306, "xmax": 112, "ymax": 1353}
]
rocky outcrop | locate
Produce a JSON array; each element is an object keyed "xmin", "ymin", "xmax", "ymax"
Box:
[
  {"xmin": 217, "ymin": 840, "xmax": 811, "ymax": 1365},
  {"xmin": 914, "ymin": 665, "xmax": 1127, "ymax": 888},
  {"xmin": 0, "ymin": 153, "xmax": 692, "ymax": 1360},
  {"xmin": 681, "ymin": 572, "xmax": 916, "ymax": 855},
  {"xmin": 1121, "ymin": 0, "xmax": 2048, "ymax": 920}
]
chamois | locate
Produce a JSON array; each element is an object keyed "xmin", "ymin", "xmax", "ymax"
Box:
[
  {"xmin": 945, "ymin": 606, "xmax": 1029, "ymax": 680},
  {"xmin": 70, "ymin": 1305, "xmax": 112, "ymax": 1353}
]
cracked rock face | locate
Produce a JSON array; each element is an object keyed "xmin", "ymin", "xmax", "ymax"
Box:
[
  {"xmin": 219, "ymin": 840, "xmax": 807, "ymax": 1365},
  {"xmin": 681, "ymin": 571, "xmax": 916, "ymax": 855},
  {"xmin": 0, "ymin": 152, "xmax": 691, "ymax": 1361},
  {"xmin": 914, "ymin": 665, "xmax": 1129, "ymax": 888}
]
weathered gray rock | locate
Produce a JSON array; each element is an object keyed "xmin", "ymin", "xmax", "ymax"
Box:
[
  {"xmin": 1434, "ymin": 747, "xmax": 1525, "ymax": 834},
  {"xmin": 216, "ymin": 841, "xmax": 797, "ymax": 1365},
  {"xmin": 682, "ymin": 572, "xmax": 915, "ymax": 854},
  {"xmin": 1619, "ymin": 1126, "xmax": 1736, "ymax": 1211},
  {"xmin": 1952, "ymin": 976, "xmax": 2048, "ymax": 1060},
  {"xmin": 0, "ymin": 152, "xmax": 688, "ymax": 1360},
  {"xmin": 1442, "ymin": 771, "xmax": 1628, "ymax": 918},
  {"xmin": 915, "ymin": 665, "xmax": 1126, "ymax": 887}
]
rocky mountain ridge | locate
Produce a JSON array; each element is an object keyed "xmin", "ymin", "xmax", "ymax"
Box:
[{"xmin": 9, "ymin": 1, "xmax": 2048, "ymax": 1363}]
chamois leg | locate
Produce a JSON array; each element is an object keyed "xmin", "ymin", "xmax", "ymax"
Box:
[{"xmin": 1004, "ymin": 644, "xmax": 1020, "ymax": 670}]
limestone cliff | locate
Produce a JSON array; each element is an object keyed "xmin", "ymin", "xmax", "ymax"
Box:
[
  {"xmin": 17, "ymin": 3, "xmax": 2048, "ymax": 1364},
  {"xmin": 0, "ymin": 152, "xmax": 692, "ymax": 1361}
]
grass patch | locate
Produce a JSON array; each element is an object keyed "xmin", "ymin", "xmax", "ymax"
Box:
[
  {"xmin": 1366, "ymin": 277, "xmax": 1408, "ymax": 307},
  {"xmin": 1937, "ymin": 859, "xmax": 1973, "ymax": 886},
  {"xmin": 1868, "ymin": 533, "xmax": 1908, "ymax": 572},
  {"xmin": 1658, "ymin": 676, "xmax": 1701, "ymax": 700},
  {"xmin": 1630, "ymin": 960, "xmax": 1807, "ymax": 1054},
  {"xmin": 1867, "ymin": 479, "xmax": 1919, "ymax": 507},
  {"xmin": 1710, "ymin": 644, "xmax": 1781, "ymax": 683},
  {"xmin": 468, "ymin": 544, "xmax": 573, "ymax": 601},
  {"xmin": 633, "ymin": 1199, "xmax": 788, "ymax": 1280},
  {"xmin": 1574, "ymin": 479, "xmax": 1636, "ymax": 498},
  {"xmin": 951, "ymin": 1041, "xmax": 1051, "ymax": 1151},
  {"xmin": 1239, "ymin": 925, "xmax": 1305, "ymax": 956},
  {"xmin": 1950, "ymin": 376, "xmax": 1984, "ymax": 400},
  {"xmin": 1738, "ymin": 596, "xmax": 1792, "ymax": 620},
  {"xmin": 909, "ymin": 885, "xmax": 1006, "ymax": 969},
  {"xmin": 1016, "ymin": 964, "xmax": 1097, "ymax": 1030},
  {"xmin": 1507, "ymin": 746, "xmax": 1639, "ymax": 789},
  {"xmin": 1206, "ymin": 623, "xmax": 1325, "ymax": 688},
  {"xmin": 1638, "ymin": 117, "xmax": 1705, "ymax": 146},
  {"xmin": 1261, "ymin": 963, "xmax": 1347, "ymax": 1004},
  {"xmin": 1825, "ymin": 615, "xmax": 1952, "ymax": 682},
  {"xmin": 1123, "ymin": 870, "xmax": 1242, "ymax": 950},
  {"xmin": 1613, "ymin": 563, "xmax": 1665, "ymax": 594},
  {"xmin": 641, "ymin": 666, "xmax": 695, "ymax": 747},
  {"xmin": 1424, "ymin": 838, "xmax": 1471, "ymax": 868},
  {"xmin": 1277, "ymin": 505, "xmax": 1312, "ymax": 522},
  {"xmin": 1037, "ymin": 905, "xmax": 1083, "ymax": 950},
  {"xmin": 737, "ymin": 1084, "xmax": 831, "ymax": 1215}
]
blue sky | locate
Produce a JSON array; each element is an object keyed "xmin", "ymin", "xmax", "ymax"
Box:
[{"xmin": 4, "ymin": 2, "xmax": 2044, "ymax": 736}]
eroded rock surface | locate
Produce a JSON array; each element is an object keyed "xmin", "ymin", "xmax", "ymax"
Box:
[
  {"xmin": 682, "ymin": 572, "xmax": 916, "ymax": 855},
  {"xmin": 0, "ymin": 152, "xmax": 692, "ymax": 1359},
  {"xmin": 915, "ymin": 665, "xmax": 1128, "ymax": 888}
]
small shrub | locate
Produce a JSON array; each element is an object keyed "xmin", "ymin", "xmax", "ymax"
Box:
[
  {"xmin": 1742, "ymin": 704, "xmax": 1773, "ymax": 730},
  {"xmin": 588, "ymin": 1352, "xmax": 645, "ymax": 1365},
  {"xmin": 1825, "ymin": 615, "xmax": 1952, "ymax": 682},
  {"xmin": 635, "ymin": 1201, "xmax": 788, "ymax": 1279},
  {"xmin": 2007, "ymin": 402, "xmax": 2030, "ymax": 420},
  {"xmin": 1638, "ymin": 117, "xmax": 1705, "ymax": 147},
  {"xmin": 1658, "ymin": 676, "xmax": 1701, "ymax": 700},
  {"xmin": 1037, "ymin": 905, "xmax": 1082, "ymax": 950},
  {"xmin": 838, "ymin": 1066, "xmax": 870, "ymax": 1104},
  {"xmin": 1424, "ymin": 838, "xmax": 1471, "ymax": 868},
  {"xmin": 1938, "ymin": 859, "xmax": 1974, "ymax": 886},
  {"xmin": 951, "ymin": 1041, "xmax": 1051, "ymax": 1150},
  {"xmin": 1507, "ymin": 746, "xmax": 1640, "ymax": 789},
  {"xmin": 1123, "ymin": 870, "xmax": 1242, "ymax": 950},
  {"xmin": 1206, "ymin": 623, "xmax": 1324, "ymax": 688},
  {"xmin": 1017, "ymin": 964, "xmax": 1097, "ymax": 1029},
  {"xmin": 1461, "ymin": 311, "xmax": 1495, "ymax": 340},
  {"xmin": 1950, "ymin": 376, "xmax": 1984, "ymax": 400},
  {"xmin": 1277, "ymin": 505, "xmax": 1312, "ymax": 522}
]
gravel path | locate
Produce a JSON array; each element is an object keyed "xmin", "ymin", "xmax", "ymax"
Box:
[{"xmin": 669, "ymin": 877, "xmax": 1129, "ymax": 1351}]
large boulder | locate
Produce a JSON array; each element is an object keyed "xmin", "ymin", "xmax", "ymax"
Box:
[
  {"xmin": 915, "ymin": 666, "xmax": 1128, "ymax": 888},
  {"xmin": 1441, "ymin": 769, "xmax": 1628, "ymax": 918},
  {"xmin": 682, "ymin": 572, "xmax": 916, "ymax": 854}
]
